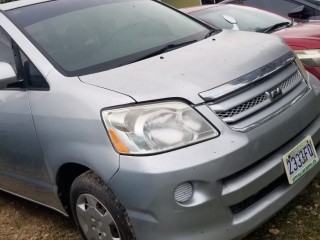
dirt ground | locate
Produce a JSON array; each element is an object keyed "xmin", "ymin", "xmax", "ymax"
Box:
[{"xmin": 0, "ymin": 174, "xmax": 320, "ymax": 240}]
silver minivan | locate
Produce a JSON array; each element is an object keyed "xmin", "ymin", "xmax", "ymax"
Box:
[{"xmin": 0, "ymin": 0, "xmax": 320, "ymax": 239}]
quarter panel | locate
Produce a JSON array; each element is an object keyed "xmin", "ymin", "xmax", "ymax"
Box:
[{"xmin": 28, "ymin": 69, "xmax": 135, "ymax": 186}]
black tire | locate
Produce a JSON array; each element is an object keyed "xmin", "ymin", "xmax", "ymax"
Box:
[{"xmin": 70, "ymin": 170, "xmax": 136, "ymax": 240}]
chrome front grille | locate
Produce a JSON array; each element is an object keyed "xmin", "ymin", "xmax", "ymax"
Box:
[
  {"xmin": 279, "ymin": 70, "xmax": 300, "ymax": 89},
  {"xmin": 217, "ymin": 95, "xmax": 267, "ymax": 119},
  {"xmin": 200, "ymin": 52, "xmax": 310, "ymax": 132},
  {"xmin": 215, "ymin": 71, "xmax": 302, "ymax": 120}
]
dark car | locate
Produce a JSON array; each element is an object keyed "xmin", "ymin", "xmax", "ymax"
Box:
[
  {"xmin": 202, "ymin": 0, "xmax": 225, "ymax": 3},
  {"xmin": 221, "ymin": 0, "xmax": 320, "ymax": 20}
]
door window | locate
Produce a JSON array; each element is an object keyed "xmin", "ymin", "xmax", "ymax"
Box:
[
  {"xmin": 0, "ymin": 27, "xmax": 22, "ymax": 89},
  {"xmin": 0, "ymin": 27, "xmax": 16, "ymax": 72},
  {"xmin": 243, "ymin": 0, "xmax": 315, "ymax": 19},
  {"xmin": 0, "ymin": 26, "xmax": 48, "ymax": 90}
]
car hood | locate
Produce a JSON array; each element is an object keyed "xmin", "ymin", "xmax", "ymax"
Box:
[
  {"xmin": 273, "ymin": 21, "xmax": 320, "ymax": 49},
  {"xmin": 80, "ymin": 30, "xmax": 290, "ymax": 104}
]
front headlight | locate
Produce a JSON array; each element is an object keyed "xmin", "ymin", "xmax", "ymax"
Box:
[
  {"xmin": 295, "ymin": 49, "xmax": 320, "ymax": 67},
  {"xmin": 102, "ymin": 102, "xmax": 219, "ymax": 155}
]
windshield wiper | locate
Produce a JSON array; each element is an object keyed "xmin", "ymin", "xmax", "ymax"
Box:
[
  {"xmin": 262, "ymin": 21, "xmax": 293, "ymax": 33},
  {"xmin": 132, "ymin": 40, "xmax": 197, "ymax": 63},
  {"xmin": 204, "ymin": 29, "xmax": 218, "ymax": 38}
]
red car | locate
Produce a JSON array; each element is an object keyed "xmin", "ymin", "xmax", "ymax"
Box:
[{"xmin": 182, "ymin": 4, "xmax": 320, "ymax": 79}]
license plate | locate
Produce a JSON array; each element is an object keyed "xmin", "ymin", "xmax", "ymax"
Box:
[{"xmin": 282, "ymin": 136, "xmax": 318, "ymax": 184}]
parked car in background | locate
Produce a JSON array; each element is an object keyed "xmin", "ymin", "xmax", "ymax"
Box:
[
  {"xmin": 159, "ymin": 0, "xmax": 223, "ymax": 8},
  {"xmin": 1, "ymin": 0, "xmax": 320, "ymax": 240},
  {"xmin": 221, "ymin": 0, "xmax": 320, "ymax": 20},
  {"xmin": 182, "ymin": 4, "xmax": 320, "ymax": 79}
]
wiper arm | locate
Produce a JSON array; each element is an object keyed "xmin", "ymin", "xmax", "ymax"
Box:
[
  {"xmin": 132, "ymin": 40, "xmax": 197, "ymax": 63},
  {"xmin": 263, "ymin": 21, "xmax": 292, "ymax": 33},
  {"xmin": 204, "ymin": 29, "xmax": 218, "ymax": 38}
]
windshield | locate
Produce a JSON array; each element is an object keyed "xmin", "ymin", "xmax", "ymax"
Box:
[
  {"xmin": 306, "ymin": 0, "xmax": 320, "ymax": 6},
  {"xmin": 190, "ymin": 5, "xmax": 291, "ymax": 32},
  {"xmin": 6, "ymin": 0, "xmax": 210, "ymax": 76}
]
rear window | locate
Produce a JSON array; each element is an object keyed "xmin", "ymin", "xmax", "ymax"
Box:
[{"xmin": 306, "ymin": 0, "xmax": 320, "ymax": 6}]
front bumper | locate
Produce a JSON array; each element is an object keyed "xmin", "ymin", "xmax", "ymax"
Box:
[{"xmin": 108, "ymin": 74, "xmax": 320, "ymax": 240}]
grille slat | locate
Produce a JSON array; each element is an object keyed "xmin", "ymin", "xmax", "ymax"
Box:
[
  {"xmin": 217, "ymin": 95, "xmax": 267, "ymax": 119},
  {"xmin": 215, "ymin": 71, "xmax": 301, "ymax": 120}
]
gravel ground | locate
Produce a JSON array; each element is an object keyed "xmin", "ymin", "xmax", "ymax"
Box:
[{"xmin": 1, "ymin": 174, "xmax": 320, "ymax": 240}]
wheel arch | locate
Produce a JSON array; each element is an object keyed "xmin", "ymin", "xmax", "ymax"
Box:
[{"xmin": 56, "ymin": 163, "xmax": 90, "ymax": 216}]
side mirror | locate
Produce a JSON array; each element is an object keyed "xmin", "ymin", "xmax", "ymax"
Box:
[
  {"xmin": 0, "ymin": 62, "xmax": 17, "ymax": 89},
  {"xmin": 288, "ymin": 5, "xmax": 311, "ymax": 19},
  {"xmin": 222, "ymin": 14, "xmax": 240, "ymax": 30}
]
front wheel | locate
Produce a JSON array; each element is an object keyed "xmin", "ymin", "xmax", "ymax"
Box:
[{"xmin": 70, "ymin": 171, "xmax": 136, "ymax": 240}]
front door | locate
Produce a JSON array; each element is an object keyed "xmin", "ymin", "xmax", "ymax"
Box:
[{"xmin": 0, "ymin": 26, "xmax": 51, "ymax": 200}]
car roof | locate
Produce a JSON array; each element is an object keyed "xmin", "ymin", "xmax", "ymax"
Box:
[
  {"xmin": 0, "ymin": 0, "xmax": 52, "ymax": 11},
  {"xmin": 181, "ymin": 4, "xmax": 220, "ymax": 13}
]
